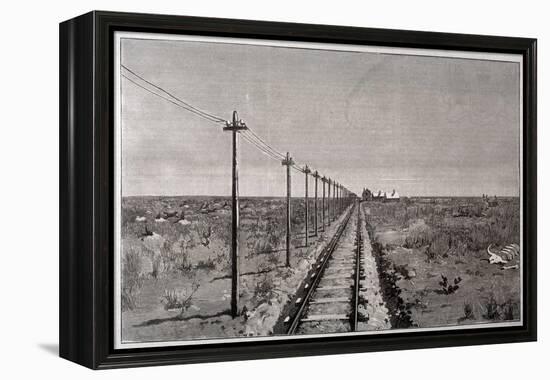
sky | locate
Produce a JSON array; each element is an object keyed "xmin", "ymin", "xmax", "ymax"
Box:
[{"xmin": 120, "ymin": 37, "xmax": 521, "ymax": 197}]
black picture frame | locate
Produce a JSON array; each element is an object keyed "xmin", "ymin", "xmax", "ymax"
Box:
[{"xmin": 59, "ymin": 10, "xmax": 537, "ymax": 369}]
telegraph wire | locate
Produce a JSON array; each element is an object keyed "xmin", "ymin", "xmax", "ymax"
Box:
[
  {"xmin": 122, "ymin": 65, "xmax": 291, "ymax": 164},
  {"xmin": 241, "ymin": 131, "xmax": 287, "ymax": 162},
  {"xmin": 121, "ymin": 64, "xmax": 340, "ymax": 185},
  {"xmin": 122, "ymin": 74, "xmax": 224, "ymax": 123},
  {"xmin": 244, "ymin": 128, "xmax": 286, "ymax": 159},
  {"xmin": 121, "ymin": 65, "xmax": 226, "ymax": 123},
  {"xmin": 241, "ymin": 132, "xmax": 282, "ymax": 161}
]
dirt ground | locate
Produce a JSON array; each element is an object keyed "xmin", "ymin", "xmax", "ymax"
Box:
[
  {"xmin": 120, "ymin": 195, "xmax": 521, "ymax": 344},
  {"xmin": 120, "ymin": 195, "xmax": 349, "ymax": 343},
  {"xmin": 363, "ymin": 197, "xmax": 521, "ymax": 328}
]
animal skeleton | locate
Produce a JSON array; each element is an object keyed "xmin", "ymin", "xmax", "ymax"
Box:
[{"xmin": 486, "ymin": 243, "xmax": 520, "ymax": 265}]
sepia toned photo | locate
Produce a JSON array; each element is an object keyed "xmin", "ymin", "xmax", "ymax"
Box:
[{"xmin": 114, "ymin": 32, "xmax": 523, "ymax": 348}]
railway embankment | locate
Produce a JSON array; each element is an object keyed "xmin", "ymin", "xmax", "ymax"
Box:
[
  {"xmin": 357, "ymin": 204, "xmax": 391, "ymax": 330},
  {"xmin": 364, "ymin": 205, "xmax": 415, "ymax": 329},
  {"xmin": 255, "ymin": 204, "xmax": 354, "ymax": 336}
]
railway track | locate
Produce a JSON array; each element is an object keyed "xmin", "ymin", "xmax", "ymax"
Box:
[{"xmin": 285, "ymin": 202, "xmax": 364, "ymax": 334}]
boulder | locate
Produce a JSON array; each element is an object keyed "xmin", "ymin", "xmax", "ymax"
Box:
[
  {"xmin": 297, "ymin": 259, "xmax": 310, "ymax": 271},
  {"xmin": 244, "ymin": 302, "xmax": 282, "ymax": 336},
  {"xmin": 142, "ymin": 232, "xmax": 165, "ymax": 254},
  {"xmin": 210, "ymin": 203, "xmax": 223, "ymax": 211}
]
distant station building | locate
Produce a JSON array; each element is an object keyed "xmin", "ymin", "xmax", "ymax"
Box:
[
  {"xmin": 373, "ymin": 190, "xmax": 385, "ymax": 201},
  {"xmin": 362, "ymin": 188, "xmax": 400, "ymax": 202},
  {"xmin": 385, "ymin": 189, "xmax": 400, "ymax": 202},
  {"xmin": 362, "ymin": 188, "xmax": 372, "ymax": 201}
]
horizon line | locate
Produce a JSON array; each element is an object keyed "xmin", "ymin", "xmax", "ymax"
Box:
[{"xmin": 121, "ymin": 194, "xmax": 520, "ymax": 198}]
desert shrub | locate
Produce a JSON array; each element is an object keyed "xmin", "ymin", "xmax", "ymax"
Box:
[
  {"xmin": 405, "ymin": 206, "xmax": 419, "ymax": 220},
  {"xmin": 175, "ymin": 237, "xmax": 193, "ymax": 273},
  {"xmin": 196, "ymin": 258, "xmax": 216, "ymax": 271},
  {"xmin": 209, "ymin": 217, "xmax": 232, "ymax": 247},
  {"xmin": 214, "ymin": 248, "xmax": 230, "ymax": 272},
  {"xmin": 246, "ymin": 217, "xmax": 284, "ymax": 257},
  {"xmin": 403, "ymin": 221, "xmax": 434, "ymax": 248},
  {"xmin": 468, "ymin": 224, "xmax": 493, "ymax": 251},
  {"xmin": 470, "ymin": 202, "xmax": 485, "ymax": 217},
  {"xmin": 480, "ymin": 201, "xmax": 520, "ymax": 247},
  {"xmin": 151, "ymin": 254, "xmax": 161, "ymax": 279},
  {"xmin": 447, "ymin": 234, "xmax": 469, "ymax": 256},
  {"xmin": 432, "ymin": 234, "xmax": 451, "ymax": 256},
  {"xmin": 482, "ymin": 294, "xmax": 519, "ymax": 321},
  {"xmin": 419, "ymin": 204, "xmax": 435, "ymax": 219},
  {"xmin": 424, "ymin": 233, "xmax": 450, "ymax": 261},
  {"xmin": 161, "ymin": 289, "xmax": 182, "ymax": 310},
  {"xmin": 369, "ymin": 202, "xmax": 413, "ymax": 227},
  {"xmin": 120, "ymin": 200, "xmax": 149, "ymax": 236},
  {"xmin": 462, "ymin": 301, "xmax": 475, "ymax": 320},
  {"xmin": 157, "ymin": 234, "xmax": 196, "ymax": 274},
  {"xmin": 452, "ymin": 203, "xmax": 484, "ymax": 218},
  {"xmin": 194, "ymin": 221, "xmax": 213, "ymax": 247},
  {"xmin": 369, "ymin": 235, "xmax": 415, "ymax": 328},
  {"xmin": 400, "ymin": 197, "xmax": 412, "ymax": 207},
  {"xmin": 394, "ymin": 264, "xmax": 415, "ymax": 280},
  {"xmin": 438, "ymin": 275, "xmax": 462, "ymax": 295},
  {"xmin": 465, "ymin": 268, "xmax": 483, "ymax": 277},
  {"xmin": 483, "ymin": 294, "xmax": 501, "ymax": 320},
  {"xmin": 253, "ymin": 275, "xmax": 279, "ymax": 301},
  {"xmin": 161, "ymin": 281, "xmax": 200, "ymax": 316},
  {"xmin": 370, "ymin": 198, "xmax": 520, "ymax": 260},
  {"xmin": 157, "ymin": 241, "xmax": 174, "ymax": 273},
  {"xmin": 266, "ymin": 252, "xmax": 280, "ymax": 267},
  {"xmin": 258, "ymin": 250, "xmax": 281, "ymax": 272},
  {"xmin": 121, "ymin": 245, "xmax": 145, "ymax": 311},
  {"xmin": 502, "ymin": 300, "xmax": 516, "ymax": 320}
]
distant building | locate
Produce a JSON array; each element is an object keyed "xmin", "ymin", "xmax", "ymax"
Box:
[
  {"xmin": 372, "ymin": 190, "xmax": 385, "ymax": 200},
  {"xmin": 385, "ymin": 189, "xmax": 400, "ymax": 202},
  {"xmin": 362, "ymin": 188, "xmax": 400, "ymax": 202},
  {"xmin": 362, "ymin": 188, "xmax": 372, "ymax": 201}
]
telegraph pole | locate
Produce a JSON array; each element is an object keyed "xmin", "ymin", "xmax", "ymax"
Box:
[
  {"xmin": 330, "ymin": 179, "xmax": 334, "ymax": 222},
  {"xmin": 303, "ymin": 165, "xmax": 311, "ymax": 247},
  {"xmin": 327, "ymin": 178, "xmax": 332, "ymax": 225},
  {"xmin": 313, "ymin": 171, "xmax": 319, "ymax": 237},
  {"xmin": 223, "ymin": 111, "xmax": 247, "ymax": 318},
  {"xmin": 339, "ymin": 184, "xmax": 342, "ymax": 213},
  {"xmin": 332, "ymin": 182, "xmax": 338, "ymax": 220},
  {"xmin": 334, "ymin": 180, "xmax": 337, "ymax": 220},
  {"xmin": 281, "ymin": 152, "xmax": 294, "ymax": 267},
  {"xmin": 338, "ymin": 183, "xmax": 342, "ymax": 215},
  {"xmin": 336, "ymin": 183, "xmax": 340, "ymax": 215},
  {"xmin": 332, "ymin": 181, "xmax": 336, "ymax": 220},
  {"xmin": 322, "ymin": 176, "xmax": 327, "ymax": 231}
]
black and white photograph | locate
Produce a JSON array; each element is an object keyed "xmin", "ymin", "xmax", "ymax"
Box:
[
  {"xmin": 1, "ymin": 0, "xmax": 546, "ymax": 377},
  {"xmin": 115, "ymin": 32, "xmax": 524, "ymax": 348}
]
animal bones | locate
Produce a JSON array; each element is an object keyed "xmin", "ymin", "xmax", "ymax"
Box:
[{"xmin": 486, "ymin": 243, "xmax": 520, "ymax": 265}]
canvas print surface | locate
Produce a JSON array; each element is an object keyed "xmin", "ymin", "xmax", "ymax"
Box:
[{"xmin": 114, "ymin": 32, "xmax": 522, "ymax": 348}]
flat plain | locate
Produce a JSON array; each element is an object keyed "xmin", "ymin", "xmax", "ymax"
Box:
[{"xmin": 120, "ymin": 195, "xmax": 520, "ymax": 343}]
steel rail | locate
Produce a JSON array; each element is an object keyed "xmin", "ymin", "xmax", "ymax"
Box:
[
  {"xmin": 286, "ymin": 203, "xmax": 356, "ymax": 335},
  {"xmin": 351, "ymin": 205, "xmax": 362, "ymax": 331}
]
